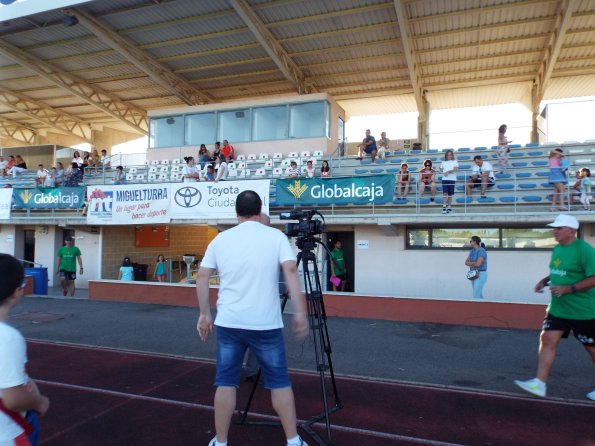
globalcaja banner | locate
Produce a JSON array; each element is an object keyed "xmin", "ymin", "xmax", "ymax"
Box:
[
  {"xmin": 12, "ymin": 187, "xmax": 85, "ymax": 209},
  {"xmin": 169, "ymin": 180, "xmax": 270, "ymax": 219},
  {"xmin": 0, "ymin": 188, "xmax": 12, "ymax": 219},
  {"xmin": 275, "ymin": 174, "xmax": 396, "ymax": 205},
  {"xmin": 86, "ymin": 184, "xmax": 171, "ymax": 225}
]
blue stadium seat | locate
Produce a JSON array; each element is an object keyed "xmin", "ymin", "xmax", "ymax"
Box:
[
  {"xmin": 408, "ymin": 158, "xmax": 420, "ymax": 163},
  {"xmin": 386, "ymin": 168, "xmax": 399, "ymax": 173},
  {"xmin": 376, "ymin": 159, "xmax": 388, "ymax": 165},
  {"xmin": 496, "ymin": 173, "xmax": 512, "ymax": 179},
  {"xmin": 427, "ymin": 149, "xmax": 439, "ymax": 153},
  {"xmin": 477, "ymin": 196, "xmax": 495, "ymax": 203},
  {"xmin": 428, "ymin": 157, "xmax": 438, "ymax": 161},
  {"xmin": 458, "ymin": 156, "xmax": 471, "ymax": 161},
  {"xmin": 459, "ymin": 164, "xmax": 471, "ymax": 170},
  {"xmin": 361, "ymin": 160, "xmax": 372, "ymax": 165},
  {"xmin": 370, "ymin": 168, "xmax": 384, "ymax": 174},
  {"xmin": 531, "ymin": 161, "xmax": 548, "ymax": 166},
  {"xmin": 393, "ymin": 198, "xmax": 409, "ymax": 204},
  {"xmin": 416, "ymin": 197, "xmax": 431, "ymax": 205},
  {"xmin": 442, "ymin": 148, "xmax": 454, "ymax": 152},
  {"xmin": 474, "ymin": 146, "xmax": 488, "ymax": 151},
  {"xmin": 527, "ymin": 151, "xmax": 545, "ymax": 156},
  {"xmin": 509, "ymin": 144, "xmax": 522, "ymax": 149},
  {"xmin": 394, "ymin": 150, "xmax": 406, "ymax": 155},
  {"xmin": 410, "ymin": 150, "xmax": 422, "ymax": 155},
  {"xmin": 500, "ymin": 196, "xmax": 518, "ymax": 203},
  {"xmin": 491, "ymin": 154, "xmax": 498, "ymax": 159},
  {"xmin": 435, "ymin": 196, "xmax": 444, "ymax": 204},
  {"xmin": 525, "ymin": 143, "xmax": 540, "ymax": 148},
  {"xmin": 519, "ymin": 183, "xmax": 537, "ymax": 189},
  {"xmin": 354, "ymin": 169, "xmax": 369, "ymax": 174},
  {"xmin": 497, "ymin": 184, "xmax": 514, "ymax": 190},
  {"xmin": 458, "ymin": 147, "xmax": 471, "ymax": 152},
  {"xmin": 491, "ymin": 146, "xmax": 499, "ymax": 150},
  {"xmin": 535, "ymin": 171, "xmax": 550, "ymax": 177},
  {"xmin": 456, "ymin": 175, "xmax": 467, "ymax": 181},
  {"xmin": 409, "ymin": 167, "xmax": 418, "ymax": 172},
  {"xmin": 436, "ymin": 185, "xmax": 443, "ymax": 192},
  {"xmin": 516, "ymin": 172, "xmax": 532, "ymax": 178},
  {"xmin": 390, "ymin": 158, "xmax": 403, "ymax": 164},
  {"xmin": 456, "ymin": 185, "xmax": 465, "ymax": 191},
  {"xmin": 522, "ymin": 196, "xmax": 542, "ymax": 202},
  {"xmin": 456, "ymin": 197, "xmax": 472, "ymax": 203},
  {"xmin": 541, "ymin": 182, "xmax": 550, "ymax": 188},
  {"xmin": 511, "ymin": 161, "xmax": 528, "ymax": 167},
  {"xmin": 509, "ymin": 152, "xmax": 524, "ymax": 158}
]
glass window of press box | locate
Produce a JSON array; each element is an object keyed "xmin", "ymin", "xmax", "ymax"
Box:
[{"xmin": 149, "ymin": 101, "xmax": 330, "ymax": 148}]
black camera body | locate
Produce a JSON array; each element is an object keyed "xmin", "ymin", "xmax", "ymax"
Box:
[{"xmin": 280, "ymin": 209, "xmax": 325, "ymax": 238}]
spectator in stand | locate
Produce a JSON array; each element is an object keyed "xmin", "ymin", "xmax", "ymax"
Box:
[
  {"xmin": 356, "ymin": 129, "xmax": 378, "ymax": 162},
  {"xmin": 411, "ymin": 142, "xmax": 423, "ymax": 152},
  {"xmin": 118, "ymin": 257, "xmax": 134, "ymax": 281},
  {"xmin": 305, "ymin": 160, "xmax": 315, "ymax": 178},
  {"xmin": 8, "ymin": 155, "xmax": 27, "ymax": 178},
  {"xmin": 100, "ymin": 149, "xmax": 111, "ymax": 170},
  {"xmin": 214, "ymin": 155, "xmax": 230, "ymax": 183},
  {"xmin": 0, "ymin": 156, "xmax": 7, "ymax": 177},
  {"xmin": 72, "ymin": 151, "xmax": 84, "ymax": 168},
  {"xmin": 205, "ymin": 165, "xmax": 215, "ymax": 181},
  {"xmin": 82, "ymin": 151, "xmax": 92, "ymax": 171},
  {"xmin": 440, "ymin": 149, "xmax": 459, "ymax": 214},
  {"xmin": 198, "ymin": 144, "xmax": 210, "ymax": 169},
  {"xmin": 396, "ymin": 163, "xmax": 412, "ymax": 198},
  {"xmin": 496, "ymin": 124, "xmax": 512, "ymax": 174},
  {"xmin": 466, "ymin": 155, "xmax": 496, "ymax": 198},
  {"xmin": 53, "ymin": 162, "xmax": 65, "ymax": 186},
  {"xmin": 222, "ymin": 140, "xmax": 235, "ymax": 160},
  {"xmin": 288, "ymin": 161, "xmax": 300, "ymax": 178},
  {"xmin": 579, "ymin": 168, "xmax": 592, "ymax": 211},
  {"xmin": 90, "ymin": 150, "xmax": 101, "ymax": 168},
  {"xmin": 210, "ymin": 142, "xmax": 222, "ymax": 164},
  {"xmin": 63, "ymin": 163, "xmax": 83, "ymax": 187},
  {"xmin": 320, "ymin": 160, "xmax": 331, "ymax": 177},
  {"xmin": 34, "ymin": 164, "xmax": 48, "ymax": 187},
  {"xmin": 548, "ymin": 148, "xmax": 569, "ymax": 212},
  {"xmin": 44, "ymin": 167, "xmax": 56, "ymax": 187},
  {"xmin": 4, "ymin": 156, "xmax": 16, "ymax": 176},
  {"xmin": 571, "ymin": 170, "xmax": 582, "ymax": 205},
  {"xmin": 182, "ymin": 156, "xmax": 200, "ymax": 182},
  {"xmin": 112, "ymin": 165, "xmax": 126, "ymax": 185},
  {"xmin": 377, "ymin": 132, "xmax": 390, "ymax": 159},
  {"xmin": 419, "ymin": 159, "xmax": 436, "ymax": 201}
]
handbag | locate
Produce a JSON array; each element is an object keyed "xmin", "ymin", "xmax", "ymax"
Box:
[{"xmin": 466, "ymin": 270, "xmax": 480, "ymax": 280}]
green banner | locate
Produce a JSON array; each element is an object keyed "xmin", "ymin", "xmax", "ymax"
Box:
[
  {"xmin": 13, "ymin": 187, "xmax": 86, "ymax": 209},
  {"xmin": 276, "ymin": 174, "xmax": 396, "ymax": 205}
]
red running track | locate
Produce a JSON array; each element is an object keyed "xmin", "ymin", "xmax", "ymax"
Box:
[{"xmin": 26, "ymin": 340, "xmax": 595, "ymax": 446}]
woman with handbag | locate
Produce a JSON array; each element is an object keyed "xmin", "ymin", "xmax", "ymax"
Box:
[{"xmin": 465, "ymin": 235, "xmax": 488, "ymax": 299}]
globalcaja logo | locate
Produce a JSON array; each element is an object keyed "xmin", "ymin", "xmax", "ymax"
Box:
[
  {"xmin": 19, "ymin": 190, "xmax": 33, "ymax": 204},
  {"xmin": 89, "ymin": 188, "xmax": 113, "ymax": 215},
  {"xmin": 287, "ymin": 180, "xmax": 308, "ymax": 199},
  {"xmin": 175, "ymin": 186, "xmax": 202, "ymax": 208}
]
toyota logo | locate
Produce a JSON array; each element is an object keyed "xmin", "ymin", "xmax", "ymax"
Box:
[{"xmin": 175, "ymin": 187, "xmax": 201, "ymax": 208}]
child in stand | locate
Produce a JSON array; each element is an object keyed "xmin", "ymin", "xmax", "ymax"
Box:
[
  {"xmin": 579, "ymin": 168, "xmax": 592, "ymax": 210},
  {"xmin": 153, "ymin": 254, "xmax": 167, "ymax": 282},
  {"xmin": 305, "ymin": 160, "xmax": 315, "ymax": 178},
  {"xmin": 0, "ymin": 254, "xmax": 50, "ymax": 446},
  {"xmin": 118, "ymin": 257, "xmax": 134, "ymax": 281}
]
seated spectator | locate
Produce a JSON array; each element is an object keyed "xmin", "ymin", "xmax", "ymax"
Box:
[
  {"xmin": 112, "ymin": 165, "xmax": 126, "ymax": 185},
  {"xmin": 411, "ymin": 142, "xmax": 423, "ymax": 152},
  {"xmin": 377, "ymin": 132, "xmax": 390, "ymax": 159},
  {"xmin": 43, "ymin": 167, "xmax": 57, "ymax": 187},
  {"xmin": 205, "ymin": 164, "xmax": 215, "ymax": 181},
  {"xmin": 82, "ymin": 151, "xmax": 92, "ymax": 170},
  {"xmin": 305, "ymin": 160, "xmax": 315, "ymax": 178},
  {"xmin": 210, "ymin": 142, "xmax": 222, "ymax": 164},
  {"xmin": 198, "ymin": 144, "xmax": 210, "ymax": 169},
  {"xmin": 0, "ymin": 155, "xmax": 7, "ymax": 177},
  {"xmin": 90, "ymin": 149, "xmax": 101, "ymax": 168},
  {"xmin": 100, "ymin": 149, "xmax": 111, "ymax": 170},
  {"xmin": 288, "ymin": 160, "xmax": 301, "ymax": 178},
  {"xmin": 72, "ymin": 151, "xmax": 84, "ymax": 168},
  {"xmin": 466, "ymin": 155, "xmax": 495, "ymax": 198},
  {"xmin": 3, "ymin": 155, "xmax": 15, "ymax": 177},
  {"xmin": 53, "ymin": 162, "xmax": 65, "ymax": 186},
  {"xmin": 8, "ymin": 155, "xmax": 27, "ymax": 178},
  {"xmin": 419, "ymin": 159, "xmax": 436, "ymax": 201},
  {"xmin": 320, "ymin": 160, "xmax": 330, "ymax": 177},
  {"xmin": 356, "ymin": 129, "xmax": 377, "ymax": 162},
  {"xmin": 397, "ymin": 163, "xmax": 412, "ymax": 198},
  {"xmin": 214, "ymin": 155, "xmax": 230, "ymax": 182},
  {"xmin": 222, "ymin": 139, "xmax": 235, "ymax": 160},
  {"xmin": 64, "ymin": 162, "xmax": 83, "ymax": 187},
  {"xmin": 182, "ymin": 156, "xmax": 200, "ymax": 182},
  {"xmin": 35, "ymin": 164, "xmax": 48, "ymax": 187}
]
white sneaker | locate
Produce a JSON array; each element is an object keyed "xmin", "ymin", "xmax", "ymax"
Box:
[
  {"xmin": 287, "ymin": 438, "xmax": 308, "ymax": 446},
  {"xmin": 587, "ymin": 389, "xmax": 595, "ymax": 401},
  {"xmin": 208, "ymin": 437, "xmax": 226, "ymax": 446},
  {"xmin": 514, "ymin": 378, "xmax": 546, "ymax": 398}
]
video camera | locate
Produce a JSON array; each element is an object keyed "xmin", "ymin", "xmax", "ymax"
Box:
[{"xmin": 280, "ymin": 208, "xmax": 325, "ymax": 238}]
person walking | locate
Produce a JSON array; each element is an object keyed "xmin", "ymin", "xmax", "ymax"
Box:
[
  {"xmin": 465, "ymin": 235, "xmax": 488, "ymax": 299},
  {"xmin": 513, "ymin": 214, "xmax": 595, "ymax": 400},
  {"xmin": 330, "ymin": 240, "xmax": 347, "ymax": 291},
  {"xmin": 55, "ymin": 235, "xmax": 83, "ymax": 297},
  {"xmin": 153, "ymin": 254, "xmax": 167, "ymax": 282},
  {"xmin": 118, "ymin": 257, "xmax": 134, "ymax": 281},
  {"xmin": 196, "ymin": 190, "xmax": 309, "ymax": 446},
  {"xmin": 0, "ymin": 254, "xmax": 50, "ymax": 446}
]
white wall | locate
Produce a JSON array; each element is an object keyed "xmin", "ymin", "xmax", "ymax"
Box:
[
  {"xmin": 70, "ymin": 230, "xmax": 100, "ymax": 290},
  {"xmin": 0, "ymin": 225, "xmax": 16, "ymax": 255}
]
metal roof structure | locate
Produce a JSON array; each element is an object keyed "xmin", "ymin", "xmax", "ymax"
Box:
[{"xmin": 0, "ymin": 0, "xmax": 594, "ymax": 145}]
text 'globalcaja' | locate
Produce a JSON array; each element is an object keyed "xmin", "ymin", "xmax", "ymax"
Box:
[
  {"xmin": 309, "ymin": 183, "xmax": 385, "ymax": 201},
  {"xmin": 115, "ymin": 188, "xmax": 168, "ymax": 201}
]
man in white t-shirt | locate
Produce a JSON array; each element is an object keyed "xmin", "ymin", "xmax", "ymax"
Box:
[
  {"xmin": 466, "ymin": 155, "xmax": 496, "ymax": 198},
  {"xmin": 0, "ymin": 254, "xmax": 50, "ymax": 446},
  {"xmin": 196, "ymin": 190, "xmax": 309, "ymax": 446}
]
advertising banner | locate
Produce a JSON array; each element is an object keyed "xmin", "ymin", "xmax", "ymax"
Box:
[
  {"xmin": 169, "ymin": 180, "xmax": 270, "ymax": 219},
  {"xmin": 275, "ymin": 174, "xmax": 396, "ymax": 205},
  {"xmin": 86, "ymin": 184, "xmax": 171, "ymax": 225},
  {"xmin": 0, "ymin": 188, "xmax": 12, "ymax": 219},
  {"xmin": 12, "ymin": 187, "xmax": 85, "ymax": 209}
]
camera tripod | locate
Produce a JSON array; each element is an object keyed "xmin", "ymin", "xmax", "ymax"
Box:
[{"xmin": 238, "ymin": 236, "xmax": 342, "ymax": 446}]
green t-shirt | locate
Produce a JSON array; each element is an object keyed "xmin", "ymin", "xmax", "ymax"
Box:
[
  {"xmin": 547, "ymin": 238, "xmax": 595, "ymax": 320},
  {"xmin": 57, "ymin": 246, "xmax": 81, "ymax": 272},
  {"xmin": 330, "ymin": 248, "xmax": 345, "ymax": 276}
]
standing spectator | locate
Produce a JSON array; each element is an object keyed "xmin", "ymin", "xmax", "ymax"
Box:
[
  {"xmin": 198, "ymin": 144, "xmax": 210, "ymax": 169},
  {"xmin": 63, "ymin": 163, "xmax": 83, "ymax": 187},
  {"xmin": 210, "ymin": 142, "xmax": 222, "ymax": 164},
  {"xmin": 320, "ymin": 160, "xmax": 331, "ymax": 177},
  {"xmin": 0, "ymin": 254, "xmax": 50, "ymax": 446},
  {"xmin": 72, "ymin": 151, "xmax": 84, "ymax": 168},
  {"xmin": 514, "ymin": 214, "xmax": 595, "ymax": 400},
  {"xmin": 214, "ymin": 155, "xmax": 230, "ymax": 183},
  {"xmin": 396, "ymin": 163, "xmax": 412, "ymax": 198},
  {"xmin": 153, "ymin": 255, "xmax": 167, "ymax": 282},
  {"xmin": 55, "ymin": 235, "xmax": 83, "ymax": 297},
  {"xmin": 196, "ymin": 190, "xmax": 309, "ymax": 446},
  {"xmin": 548, "ymin": 148, "xmax": 569, "ymax": 211},
  {"xmin": 34, "ymin": 164, "xmax": 48, "ymax": 187},
  {"xmin": 465, "ymin": 155, "xmax": 496, "ymax": 198},
  {"xmin": 0, "ymin": 156, "xmax": 7, "ymax": 177},
  {"xmin": 8, "ymin": 155, "xmax": 27, "ymax": 178},
  {"xmin": 356, "ymin": 129, "xmax": 378, "ymax": 162},
  {"xmin": 377, "ymin": 132, "xmax": 390, "ymax": 159},
  {"xmin": 579, "ymin": 168, "xmax": 592, "ymax": 211},
  {"xmin": 53, "ymin": 162, "xmax": 65, "ymax": 186},
  {"xmin": 440, "ymin": 150, "xmax": 459, "ymax": 214},
  {"xmin": 419, "ymin": 159, "xmax": 436, "ymax": 201},
  {"xmin": 305, "ymin": 160, "xmax": 315, "ymax": 178},
  {"xmin": 82, "ymin": 151, "xmax": 92, "ymax": 170},
  {"xmin": 465, "ymin": 235, "xmax": 488, "ymax": 299},
  {"xmin": 112, "ymin": 165, "xmax": 126, "ymax": 185},
  {"xmin": 496, "ymin": 124, "xmax": 512, "ymax": 174},
  {"xmin": 221, "ymin": 140, "xmax": 235, "ymax": 160},
  {"xmin": 205, "ymin": 165, "xmax": 215, "ymax": 181},
  {"xmin": 287, "ymin": 161, "xmax": 300, "ymax": 178},
  {"xmin": 118, "ymin": 257, "xmax": 134, "ymax": 281},
  {"xmin": 182, "ymin": 156, "xmax": 200, "ymax": 182},
  {"xmin": 100, "ymin": 149, "xmax": 111, "ymax": 170},
  {"xmin": 330, "ymin": 240, "xmax": 347, "ymax": 292}
]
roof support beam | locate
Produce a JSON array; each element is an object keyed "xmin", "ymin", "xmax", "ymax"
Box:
[
  {"xmin": 393, "ymin": 0, "xmax": 425, "ymax": 121},
  {"xmin": 0, "ymin": 117, "xmax": 36, "ymax": 144},
  {"xmin": 228, "ymin": 0, "xmax": 314, "ymax": 94},
  {"xmin": 0, "ymin": 87, "xmax": 92, "ymax": 142},
  {"xmin": 66, "ymin": 7, "xmax": 212, "ymax": 106},
  {"xmin": 0, "ymin": 38, "xmax": 147, "ymax": 135}
]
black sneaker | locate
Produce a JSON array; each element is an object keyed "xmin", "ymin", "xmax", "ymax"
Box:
[
  {"xmin": 447, "ymin": 208, "xmax": 453, "ymax": 214},
  {"xmin": 441, "ymin": 207, "xmax": 447, "ymax": 214},
  {"xmin": 430, "ymin": 197, "xmax": 434, "ymax": 202}
]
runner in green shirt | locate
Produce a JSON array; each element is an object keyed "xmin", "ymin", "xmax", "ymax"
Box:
[
  {"xmin": 514, "ymin": 214, "xmax": 595, "ymax": 401},
  {"xmin": 55, "ymin": 236, "xmax": 83, "ymax": 297}
]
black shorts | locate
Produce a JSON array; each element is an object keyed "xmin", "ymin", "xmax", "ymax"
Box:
[
  {"xmin": 471, "ymin": 177, "xmax": 495, "ymax": 188},
  {"xmin": 442, "ymin": 180, "xmax": 455, "ymax": 196},
  {"xmin": 59, "ymin": 270, "xmax": 76, "ymax": 282},
  {"xmin": 543, "ymin": 313, "xmax": 595, "ymax": 346}
]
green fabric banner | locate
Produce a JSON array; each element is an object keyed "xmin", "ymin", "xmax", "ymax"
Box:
[
  {"xmin": 13, "ymin": 187, "xmax": 86, "ymax": 209},
  {"xmin": 275, "ymin": 174, "xmax": 396, "ymax": 205}
]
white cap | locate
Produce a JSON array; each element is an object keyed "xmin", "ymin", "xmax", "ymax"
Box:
[{"xmin": 546, "ymin": 214, "xmax": 579, "ymax": 230}]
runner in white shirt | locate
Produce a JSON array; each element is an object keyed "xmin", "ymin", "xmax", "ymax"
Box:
[{"xmin": 466, "ymin": 155, "xmax": 496, "ymax": 198}]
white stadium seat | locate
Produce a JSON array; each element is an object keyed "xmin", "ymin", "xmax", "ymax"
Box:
[
  {"xmin": 247, "ymin": 154, "xmax": 257, "ymax": 160},
  {"xmin": 149, "ymin": 166, "xmax": 158, "ymax": 174},
  {"xmin": 151, "ymin": 160, "xmax": 160, "ymax": 165},
  {"xmin": 313, "ymin": 150, "xmax": 324, "ymax": 158},
  {"xmin": 301, "ymin": 151, "xmax": 310, "ymax": 158},
  {"xmin": 171, "ymin": 158, "xmax": 181, "ymax": 164},
  {"xmin": 161, "ymin": 159, "xmax": 170, "ymax": 165},
  {"xmin": 272, "ymin": 167, "xmax": 283, "ymax": 177},
  {"xmin": 254, "ymin": 168, "xmax": 266, "ymax": 177},
  {"xmin": 126, "ymin": 173, "xmax": 134, "ymax": 181},
  {"xmin": 264, "ymin": 160, "xmax": 273, "ymax": 169},
  {"xmin": 259, "ymin": 153, "xmax": 269, "ymax": 160},
  {"xmin": 135, "ymin": 174, "xmax": 145, "ymax": 182},
  {"xmin": 273, "ymin": 152, "xmax": 283, "ymax": 160},
  {"xmin": 288, "ymin": 152, "xmax": 298, "ymax": 158},
  {"xmin": 236, "ymin": 154, "xmax": 246, "ymax": 161},
  {"xmin": 158, "ymin": 173, "xmax": 168, "ymax": 181},
  {"xmin": 129, "ymin": 167, "xmax": 138, "ymax": 174},
  {"xmin": 148, "ymin": 173, "xmax": 157, "ymax": 181},
  {"xmin": 170, "ymin": 172, "xmax": 180, "ymax": 181}
]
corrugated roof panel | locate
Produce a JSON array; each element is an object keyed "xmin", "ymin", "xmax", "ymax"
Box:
[
  {"xmin": 145, "ymin": 31, "xmax": 258, "ymax": 59},
  {"xmin": 338, "ymin": 94, "xmax": 418, "ymax": 116},
  {"xmin": 546, "ymin": 73, "xmax": 595, "ymax": 99}
]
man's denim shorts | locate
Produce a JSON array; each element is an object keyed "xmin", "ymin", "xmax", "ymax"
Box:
[{"xmin": 215, "ymin": 325, "xmax": 291, "ymax": 389}]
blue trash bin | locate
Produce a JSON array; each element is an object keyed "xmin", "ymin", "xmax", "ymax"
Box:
[{"xmin": 24, "ymin": 267, "xmax": 48, "ymax": 295}]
